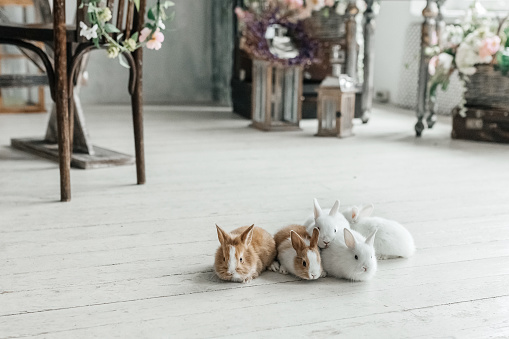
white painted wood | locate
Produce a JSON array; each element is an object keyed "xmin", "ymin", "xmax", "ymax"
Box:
[{"xmin": 1, "ymin": 104, "xmax": 509, "ymax": 337}]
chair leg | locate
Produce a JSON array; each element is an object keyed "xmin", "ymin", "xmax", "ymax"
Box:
[
  {"xmin": 131, "ymin": 49, "xmax": 145, "ymax": 185},
  {"xmin": 54, "ymin": 0, "xmax": 71, "ymax": 201}
]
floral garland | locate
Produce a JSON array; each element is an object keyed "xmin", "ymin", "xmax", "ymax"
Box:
[
  {"xmin": 236, "ymin": 1, "xmax": 319, "ymax": 66},
  {"xmin": 79, "ymin": 0, "xmax": 175, "ymax": 67},
  {"xmin": 427, "ymin": 1, "xmax": 507, "ymax": 116}
]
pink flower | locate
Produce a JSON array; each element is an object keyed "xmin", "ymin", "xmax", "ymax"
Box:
[
  {"xmin": 234, "ymin": 7, "xmax": 246, "ymax": 19},
  {"xmin": 479, "ymin": 36, "xmax": 500, "ymax": 63},
  {"xmin": 428, "ymin": 55, "xmax": 439, "ymax": 76},
  {"xmin": 483, "ymin": 36, "xmax": 501, "ymax": 55},
  {"xmin": 139, "ymin": 27, "xmax": 151, "ymax": 43},
  {"xmin": 146, "ymin": 29, "xmax": 164, "ymax": 50},
  {"xmin": 286, "ymin": 0, "xmax": 304, "ymax": 9},
  {"xmin": 140, "ymin": 28, "xmax": 164, "ymax": 50},
  {"xmin": 431, "ymin": 31, "xmax": 438, "ymax": 46}
]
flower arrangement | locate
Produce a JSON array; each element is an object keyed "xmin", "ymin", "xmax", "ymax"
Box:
[
  {"xmin": 235, "ymin": 0, "xmax": 325, "ymax": 66},
  {"xmin": 78, "ymin": 0, "xmax": 175, "ymax": 67},
  {"xmin": 427, "ymin": 1, "xmax": 508, "ymax": 115}
]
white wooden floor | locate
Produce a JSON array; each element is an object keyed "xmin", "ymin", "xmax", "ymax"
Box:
[{"xmin": 1, "ymin": 104, "xmax": 508, "ymax": 338}]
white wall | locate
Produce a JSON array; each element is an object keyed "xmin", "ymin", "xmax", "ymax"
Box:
[
  {"xmin": 79, "ymin": 0, "xmax": 215, "ymax": 105},
  {"xmin": 372, "ymin": 0, "xmax": 417, "ymax": 105}
]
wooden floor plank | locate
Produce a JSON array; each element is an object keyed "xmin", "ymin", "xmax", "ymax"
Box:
[{"xmin": 1, "ymin": 104, "xmax": 508, "ymax": 338}]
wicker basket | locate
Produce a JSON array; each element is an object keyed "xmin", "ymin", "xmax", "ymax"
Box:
[{"xmin": 464, "ymin": 64, "xmax": 509, "ymax": 110}]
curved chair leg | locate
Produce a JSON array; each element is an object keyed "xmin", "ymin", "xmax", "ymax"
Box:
[{"xmin": 131, "ymin": 48, "xmax": 145, "ymax": 185}]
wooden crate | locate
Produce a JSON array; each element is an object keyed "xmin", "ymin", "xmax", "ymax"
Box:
[
  {"xmin": 250, "ymin": 60, "xmax": 303, "ymax": 131},
  {"xmin": 451, "ymin": 107, "xmax": 509, "ymax": 144}
]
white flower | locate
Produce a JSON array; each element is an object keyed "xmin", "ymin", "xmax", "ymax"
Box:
[
  {"xmin": 443, "ymin": 25, "xmax": 464, "ymax": 48},
  {"xmin": 107, "ymin": 45, "xmax": 120, "ymax": 58},
  {"xmin": 455, "ymin": 43, "xmax": 479, "ymax": 75},
  {"xmin": 438, "ymin": 53, "xmax": 453, "ymax": 71},
  {"xmin": 335, "ymin": 2, "xmax": 347, "ymax": 15},
  {"xmin": 79, "ymin": 22, "xmax": 98, "ymax": 40},
  {"xmin": 309, "ymin": 0, "xmax": 324, "ymax": 11},
  {"xmin": 97, "ymin": 7, "xmax": 112, "ymax": 23}
]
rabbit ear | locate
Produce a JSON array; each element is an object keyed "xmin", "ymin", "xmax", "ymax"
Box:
[
  {"xmin": 329, "ymin": 200, "xmax": 340, "ymax": 216},
  {"xmin": 359, "ymin": 204, "xmax": 374, "ymax": 218},
  {"xmin": 313, "ymin": 198, "xmax": 323, "ymax": 219},
  {"xmin": 216, "ymin": 224, "xmax": 230, "ymax": 246},
  {"xmin": 310, "ymin": 227, "xmax": 320, "ymax": 248},
  {"xmin": 290, "ymin": 230, "xmax": 306, "ymax": 253},
  {"xmin": 348, "ymin": 206, "xmax": 360, "ymax": 222},
  {"xmin": 344, "ymin": 228, "xmax": 356, "ymax": 250},
  {"xmin": 240, "ymin": 224, "xmax": 255, "ymax": 247},
  {"xmin": 365, "ymin": 228, "xmax": 377, "ymax": 247}
]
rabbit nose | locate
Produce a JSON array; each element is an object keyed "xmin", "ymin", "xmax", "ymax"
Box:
[
  {"xmin": 323, "ymin": 241, "xmax": 330, "ymax": 246},
  {"xmin": 311, "ymin": 274, "xmax": 317, "ymax": 279},
  {"xmin": 362, "ymin": 266, "xmax": 368, "ymax": 272}
]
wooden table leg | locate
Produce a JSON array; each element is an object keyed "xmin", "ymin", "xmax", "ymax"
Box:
[
  {"xmin": 53, "ymin": 0, "xmax": 71, "ymax": 201},
  {"xmin": 131, "ymin": 0, "xmax": 146, "ymax": 185}
]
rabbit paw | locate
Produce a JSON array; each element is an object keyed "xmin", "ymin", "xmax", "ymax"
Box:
[
  {"xmin": 269, "ymin": 261, "xmax": 280, "ymax": 272},
  {"xmin": 278, "ymin": 265, "xmax": 289, "ymax": 275},
  {"xmin": 243, "ymin": 277, "xmax": 253, "ymax": 283},
  {"xmin": 320, "ymin": 270, "xmax": 327, "ymax": 278}
]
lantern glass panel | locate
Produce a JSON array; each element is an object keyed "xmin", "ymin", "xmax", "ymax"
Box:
[
  {"xmin": 321, "ymin": 96, "xmax": 338, "ymax": 131},
  {"xmin": 283, "ymin": 67, "xmax": 300, "ymax": 123},
  {"xmin": 253, "ymin": 61, "xmax": 266, "ymax": 123},
  {"xmin": 271, "ymin": 68, "xmax": 284, "ymax": 122}
]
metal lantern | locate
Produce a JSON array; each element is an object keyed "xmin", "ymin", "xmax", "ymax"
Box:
[
  {"xmin": 250, "ymin": 59, "xmax": 303, "ymax": 131},
  {"xmin": 316, "ymin": 45, "xmax": 356, "ymax": 137}
]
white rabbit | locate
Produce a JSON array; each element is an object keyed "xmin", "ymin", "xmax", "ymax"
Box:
[
  {"xmin": 303, "ymin": 198, "xmax": 350, "ymax": 249},
  {"xmin": 321, "ymin": 228, "xmax": 378, "ymax": 281},
  {"xmin": 342, "ymin": 204, "xmax": 416, "ymax": 260}
]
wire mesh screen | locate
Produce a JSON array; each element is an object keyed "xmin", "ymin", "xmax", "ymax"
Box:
[{"xmin": 396, "ymin": 23, "xmax": 462, "ymax": 115}]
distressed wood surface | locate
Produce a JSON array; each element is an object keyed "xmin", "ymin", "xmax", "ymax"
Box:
[
  {"xmin": 416, "ymin": 0, "xmax": 439, "ymax": 137},
  {"xmin": 1, "ymin": 104, "xmax": 509, "ymax": 337}
]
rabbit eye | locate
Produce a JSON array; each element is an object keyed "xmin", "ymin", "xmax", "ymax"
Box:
[
  {"xmin": 334, "ymin": 229, "xmax": 337, "ymax": 233},
  {"xmin": 317, "ymin": 227, "xmax": 320, "ymax": 230},
  {"xmin": 303, "ymin": 260, "xmax": 307, "ymax": 267},
  {"xmin": 223, "ymin": 257, "xmax": 225, "ymax": 261},
  {"xmin": 240, "ymin": 257, "xmax": 243, "ymax": 263},
  {"xmin": 354, "ymin": 255, "xmax": 358, "ymax": 260}
]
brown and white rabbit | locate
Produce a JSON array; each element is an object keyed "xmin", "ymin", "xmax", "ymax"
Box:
[
  {"xmin": 214, "ymin": 224, "xmax": 276, "ymax": 283},
  {"xmin": 270, "ymin": 225, "xmax": 325, "ymax": 280}
]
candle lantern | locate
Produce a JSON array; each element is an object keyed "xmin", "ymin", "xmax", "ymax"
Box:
[
  {"xmin": 316, "ymin": 45, "xmax": 356, "ymax": 137},
  {"xmin": 250, "ymin": 59, "xmax": 303, "ymax": 131}
]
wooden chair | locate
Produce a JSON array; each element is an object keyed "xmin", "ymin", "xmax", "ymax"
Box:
[{"xmin": 0, "ymin": 0, "xmax": 147, "ymax": 201}]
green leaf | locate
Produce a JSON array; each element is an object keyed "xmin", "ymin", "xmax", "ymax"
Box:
[
  {"xmin": 441, "ymin": 80, "xmax": 450, "ymax": 91},
  {"xmin": 118, "ymin": 54, "xmax": 130, "ymax": 68},
  {"xmin": 168, "ymin": 10, "xmax": 175, "ymax": 22},
  {"xmin": 116, "ymin": 33, "xmax": 124, "ymax": 41},
  {"xmin": 147, "ymin": 8, "xmax": 156, "ymax": 21},
  {"xmin": 93, "ymin": 37, "xmax": 100, "ymax": 49},
  {"xmin": 79, "ymin": 2, "xmax": 84, "ymax": 9},
  {"xmin": 132, "ymin": 0, "xmax": 140, "ymax": 11},
  {"xmin": 130, "ymin": 32, "xmax": 139, "ymax": 42},
  {"xmin": 163, "ymin": 1, "xmax": 174, "ymax": 8},
  {"xmin": 104, "ymin": 23, "xmax": 120, "ymax": 33}
]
